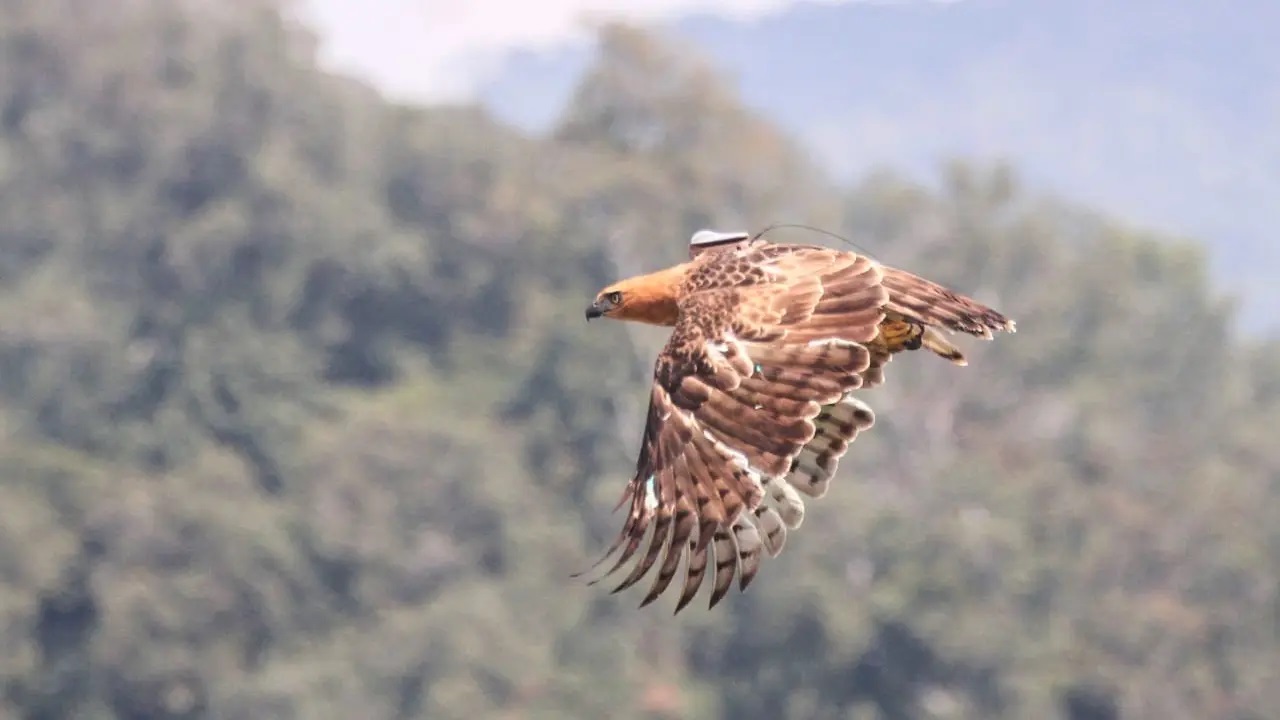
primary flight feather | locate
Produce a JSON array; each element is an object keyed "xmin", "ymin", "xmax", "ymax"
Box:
[{"xmin": 580, "ymin": 229, "xmax": 1015, "ymax": 613}]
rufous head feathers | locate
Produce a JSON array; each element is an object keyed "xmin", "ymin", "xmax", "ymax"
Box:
[{"xmin": 585, "ymin": 265, "xmax": 688, "ymax": 327}]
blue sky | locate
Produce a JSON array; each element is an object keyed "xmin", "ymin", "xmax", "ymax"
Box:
[{"xmin": 302, "ymin": 0, "xmax": 1279, "ymax": 329}]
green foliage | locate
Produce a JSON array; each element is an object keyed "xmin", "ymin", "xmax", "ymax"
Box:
[{"xmin": 0, "ymin": 3, "xmax": 1275, "ymax": 719}]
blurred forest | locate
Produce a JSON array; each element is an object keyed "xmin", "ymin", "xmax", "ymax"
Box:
[{"xmin": 0, "ymin": 1, "xmax": 1278, "ymax": 719}]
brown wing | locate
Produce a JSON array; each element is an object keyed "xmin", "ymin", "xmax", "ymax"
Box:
[
  {"xmin": 880, "ymin": 266, "xmax": 1016, "ymax": 338},
  {"xmin": 859, "ymin": 267, "xmax": 1017, "ymax": 384},
  {"xmin": 784, "ymin": 265, "xmax": 1016, "ymax": 495},
  {"xmin": 581, "ymin": 248, "xmax": 891, "ymax": 611}
]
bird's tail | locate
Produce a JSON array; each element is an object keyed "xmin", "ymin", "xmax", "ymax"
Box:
[{"xmin": 922, "ymin": 326, "xmax": 967, "ymax": 365}]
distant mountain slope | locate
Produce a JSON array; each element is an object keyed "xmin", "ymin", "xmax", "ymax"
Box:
[{"xmin": 481, "ymin": 0, "xmax": 1280, "ymax": 329}]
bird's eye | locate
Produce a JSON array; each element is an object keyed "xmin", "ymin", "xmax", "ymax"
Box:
[{"xmin": 607, "ymin": 291, "xmax": 623, "ymax": 304}]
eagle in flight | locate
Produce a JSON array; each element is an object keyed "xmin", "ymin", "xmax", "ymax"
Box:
[{"xmin": 580, "ymin": 229, "xmax": 1015, "ymax": 613}]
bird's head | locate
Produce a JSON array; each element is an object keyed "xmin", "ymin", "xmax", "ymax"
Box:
[
  {"xmin": 585, "ymin": 286, "xmax": 625, "ymax": 321},
  {"xmin": 585, "ymin": 267, "xmax": 686, "ymax": 327}
]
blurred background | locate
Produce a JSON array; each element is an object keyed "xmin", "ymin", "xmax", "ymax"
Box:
[{"xmin": 0, "ymin": 0, "xmax": 1276, "ymax": 718}]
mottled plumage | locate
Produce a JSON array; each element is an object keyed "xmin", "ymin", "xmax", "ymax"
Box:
[{"xmin": 580, "ymin": 229, "xmax": 1015, "ymax": 612}]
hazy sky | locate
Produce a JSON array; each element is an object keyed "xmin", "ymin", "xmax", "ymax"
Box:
[{"xmin": 299, "ymin": 0, "xmax": 922, "ymax": 101}]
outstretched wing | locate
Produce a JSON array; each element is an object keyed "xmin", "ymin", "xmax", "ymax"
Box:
[
  {"xmin": 582, "ymin": 247, "xmax": 890, "ymax": 611},
  {"xmin": 782, "ymin": 264, "xmax": 1015, "ymax": 500}
]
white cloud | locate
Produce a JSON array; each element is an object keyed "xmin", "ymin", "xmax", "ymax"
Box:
[{"xmin": 297, "ymin": 0, "xmax": 918, "ymax": 103}]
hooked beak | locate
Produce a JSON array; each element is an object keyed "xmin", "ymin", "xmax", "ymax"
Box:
[{"xmin": 586, "ymin": 294, "xmax": 619, "ymax": 321}]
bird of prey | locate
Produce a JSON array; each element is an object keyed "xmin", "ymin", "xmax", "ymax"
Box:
[{"xmin": 580, "ymin": 228, "xmax": 1015, "ymax": 612}]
